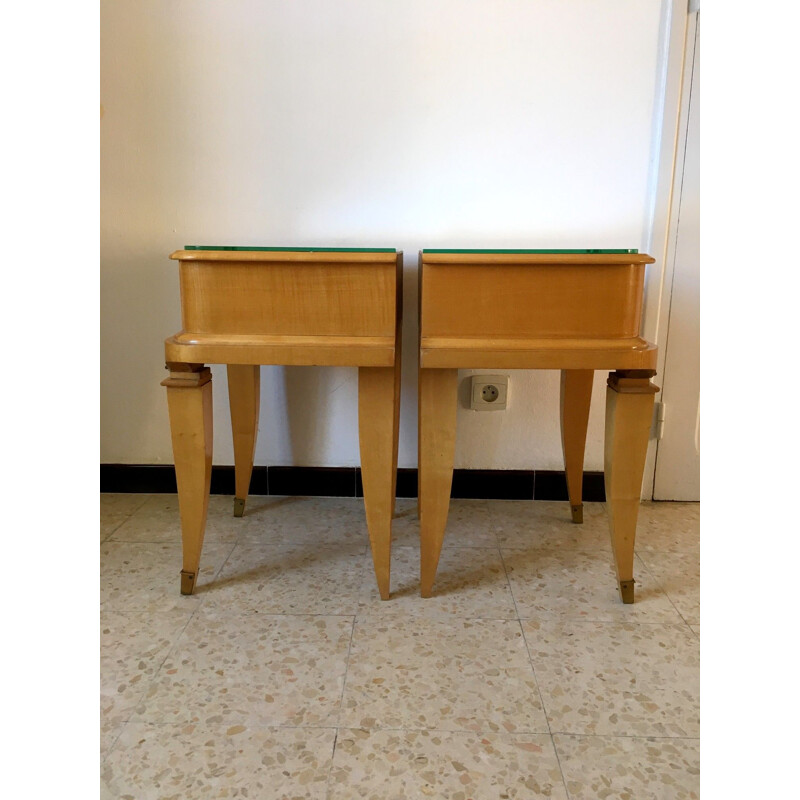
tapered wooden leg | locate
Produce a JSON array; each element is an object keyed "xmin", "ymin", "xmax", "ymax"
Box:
[
  {"xmin": 162, "ymin": 364, "xmax": 213, "ymax": 595},
  {"xmin": 227, "ymin": 364, "xmax": 260, "ymax": 517},
  {"xmin": 560, "ymin": 369, "xmax": 594, "ymax": 523},
  {"xmin": 604, "ymin": 370, "xmax": 658, "ymax": 603},
  {"xmin": 419, "ymin": 368, "xmax": 458, "ymax": 598},
  {"xmin": 390, "ymin": 337, "xmax": 402, "ymax": 519},
  {"xmin": 417, "ymin": 364, "xmax": 422, "ymax": 521},
  {"xmin": 359, "ymin": 366, "xmax": 398, "ymax": 600}
]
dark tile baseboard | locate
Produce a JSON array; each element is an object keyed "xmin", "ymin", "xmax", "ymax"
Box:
[{"xmin": 101, "ymin": 464, "xmax": 605, "ymax": 501}]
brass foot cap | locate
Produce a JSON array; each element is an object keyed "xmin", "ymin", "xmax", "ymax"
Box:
[
  {"xmin": 180, "ymin": 570, "xmax": 197, "ymax": 595},
  {"xmin": 570, "ymin": 503, "xmax": 584, "ymax": 524},
  {"xmin": 233, "ymin": 497, "xmax": 246, "ymax": 517},
  {"xmin": 619, "ymin": 579, "xmax": 635, "ymax": 604}
]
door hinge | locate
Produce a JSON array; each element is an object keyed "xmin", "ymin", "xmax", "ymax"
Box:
[{"xmin": 655, "ymin": 402, "xmax": 667, "ymax": 440}]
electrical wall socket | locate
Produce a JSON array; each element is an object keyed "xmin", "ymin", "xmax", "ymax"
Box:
[{"xmin": 470, "ymin": 375, "xmax": 508, "ymax": 411}]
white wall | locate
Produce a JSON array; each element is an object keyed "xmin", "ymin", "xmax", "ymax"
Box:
[{"xmin": 101, "ymin": 0, "xmax": 667, "ymax": 471}]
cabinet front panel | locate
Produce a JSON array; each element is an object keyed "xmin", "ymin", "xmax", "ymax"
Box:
[
  {"xmin": 179, "ymin": 260, "xmax": 396, "ymax": 337},
  {"xmin": 421, "ymin": 263, "xmax": 644, "ymax": 339}
]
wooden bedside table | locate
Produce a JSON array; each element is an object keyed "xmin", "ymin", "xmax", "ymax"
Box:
[
  {"xmin": 162, "ymin": 246, "xmax": 402, "ymax": 599},
  {"xmin": 417, "ymin": 249, "xmax": 658, "ymax": 603}
]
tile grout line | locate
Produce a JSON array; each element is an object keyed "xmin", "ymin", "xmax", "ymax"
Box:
[
  {"xmin": 103, "ymin": 527, "xmax": 242, "ymax": 762},
  {"xmin": 324, "ymin": 729, "xmax": 339, "ymax": 800},
  {"xmin": 101, "ymin": 519, "xmax": 127, "ymax": 542},
  {"xmin": 498, "ymin": 540, "xmax": 692, "ymax": 627},
  {"xmin": 101, "ymin": 503, "xmax": 148, "ymax": 541},
  {"xmin": 100, "ymin": 595, "xmax": 207, "ymax": 764},
  {"xmin": 634, "ymin": 552, "xmax": 698, "ymax": 633},
  {"xmin": 324, "ymin": 614, "xmax": 358, "ymax": 799},
  {"xmin": 497, "ymin": 546, "xmax": 573, "ymax": 800},
  {"xmin": 102, "ymin": 494, "xmax": 156, "ymax": 540},
  {"xmin": 108, "ymin": 719, "xmax": 700, "ymax": 741},
  {"xmin": 324, "ymin": 542, "xmax": 367, "ymax": 799},
  {"xmin": 547, "ymin": 731, "xmax": 701, "ymax": 741},
  {"xmin": 516, "ymin": 617, "xmax": 693, "ymax": 627}
]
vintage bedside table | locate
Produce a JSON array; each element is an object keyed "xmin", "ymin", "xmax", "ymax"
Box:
[
  {"xmin": 417, "ymin": 248, "xmax": 658, "ymax": 603},
  {"xmin": 162, "ymin": 246, "xmax": 402, "ymax": 599}
]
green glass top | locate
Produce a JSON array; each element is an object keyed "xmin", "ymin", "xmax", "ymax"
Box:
[
  {"xmin": 422, "ymin": 248, "xmax": 637, "ymax": 254},
  {"xmin": 185, "ymin": 245, "xmax": 396, "ymax": 253}
]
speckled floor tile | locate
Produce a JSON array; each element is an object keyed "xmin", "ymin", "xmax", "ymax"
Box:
[
  {"xmin": 100, "ymin": 541, "xmax": 235, "ymax": 612},
  {"xmin": 101, "ymin": 707, "xmax": 133, "ymax": 770},
  {"xmin": 134, "ymin": 609, "xmax": 353, "ymax": 727},
  {"xmin": 101, "ymin": 493, "xmax": 149, "ymax": 540},
  {"xmin": 503, "ymin": 547, "xmax": 682, "ymax": 622},
  {"xmin": 634, "ymin": 502, "xmax": 700, "ymax": 553},
  {"xmin": 637, "ymin": 551, "xmax": 700, "ymax": 625},
  {"xmin": 102, "ymin": 493, "xmax": 151, "ymax": 515},
  {"xmin": 554, "ymin": 734, "xmax": 700, "ymax": 799},
  {"xmin": 232, "ymin": 495, "xmax": 371, "ymax": 545},
  {"xmin": 200, "ymin": 542, "xmax": 367, "ymax": 616},
  {"xmin": 99, "ymin": 493, "xmax": 700, "ymax": 796},
  {"xmin": 524, "ymin": 619, "xmax": 699, "ymax": 737},
  {"xmin": 110, "ymin": 494, "xmax": 246, "ymax": 544},
  {"xmin": 391, "ymin": 498, "xmax": 499, "ymax": 548},
  {"xmin": 329, "ymin": 729, "xmax": 568, "ymax": 799},
  {"xmin": 101, "ymin": 723, "xmax": 335, "ymax": 800},
  {"xmin": 341, "ymin": 618, "xmax": 548, "ymax": 733},
  {"xmin": 100, "ymin": 608, "xmax": 195, "ymax": 758},
  {"xmin": 493, "ymin": 500, "xmax": 611, "ymax": 550},
  {"xmin": 358, "ymin": 546, "xmax": 517, "ymax": 620}
]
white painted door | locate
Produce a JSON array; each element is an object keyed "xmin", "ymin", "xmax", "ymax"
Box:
[{"xmin": 653, "ymin": 13, "xmax": 700, "ymax": 500}]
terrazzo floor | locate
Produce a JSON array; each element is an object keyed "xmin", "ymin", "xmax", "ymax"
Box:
[{"xmin": 100, "ymin": 494, "xmax": 700, "ymax": 799}]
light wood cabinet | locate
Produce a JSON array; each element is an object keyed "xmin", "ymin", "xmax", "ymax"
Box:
[
  {"xmin": 417, "ymin": 249, "xmax": 658, "ymax": 603},
  {"xmin": 163, "ymin": 247, "xmax": 402, "ymax": 599}
]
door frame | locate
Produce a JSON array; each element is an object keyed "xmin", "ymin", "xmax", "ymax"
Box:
[{"xmin": 640, "ymin": 0, "xmax": 698, "ymax": 498}]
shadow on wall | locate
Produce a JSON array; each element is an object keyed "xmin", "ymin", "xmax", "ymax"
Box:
[
  {"xmin": 256, "ymin": 255, "xmax": 419, "ymax": 469},
  {"xmin": 278, "ymin": 365, "xmax": 359, "ymax": 467}
]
